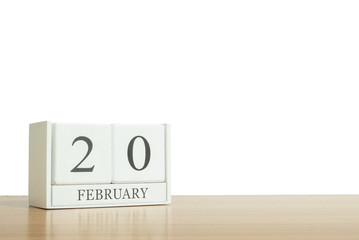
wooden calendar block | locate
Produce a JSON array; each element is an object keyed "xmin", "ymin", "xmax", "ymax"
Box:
[
  {"xmin": 52, "ymin": 123, "xmax": 112, "ymax": 185},
  {"xmin": 112, "ymin": 124, "xmax": 166, "ymax": 183},
  {"xmin": 28, "ymin": 121, "xmax": 170, "ymax": 209}
]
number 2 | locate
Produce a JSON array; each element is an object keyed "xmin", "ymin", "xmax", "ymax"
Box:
[{"xmin": 71, "ymin": 136, "xmax": 95, "ymax": 172}]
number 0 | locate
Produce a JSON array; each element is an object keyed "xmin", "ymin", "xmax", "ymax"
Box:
[{"xmin": 127, "ymin": 136, "xmax": 151, "ymax": 171}]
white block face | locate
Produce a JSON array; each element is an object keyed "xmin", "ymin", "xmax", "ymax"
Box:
[
  {"xmin": 52, "ymin": 123, "xmax": 111, "ymax": 185},
  {"xmin": 112, "ymin": 124, "xmax": 165, "ymax": 183}
]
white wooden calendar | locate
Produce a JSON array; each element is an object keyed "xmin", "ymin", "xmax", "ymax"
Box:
[{"xmin": 29, "ymin": 121, "xmax": 171, "ymax": 209}]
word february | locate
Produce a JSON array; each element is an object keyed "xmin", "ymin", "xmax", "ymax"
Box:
[{"xmin": 78, "ymin": 188, "xmax": 148, "ymax": 201}]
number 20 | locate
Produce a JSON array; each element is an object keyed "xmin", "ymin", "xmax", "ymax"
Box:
[{"xmin": 70, "ymin": 135, "xmax": 151, "ymax": 172}]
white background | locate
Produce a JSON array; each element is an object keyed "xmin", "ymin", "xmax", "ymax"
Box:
[{"xmin": 1, "ymin": 1, "xmax": 359, "ymax": 195}]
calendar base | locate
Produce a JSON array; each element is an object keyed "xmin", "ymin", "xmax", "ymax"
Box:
[{"xmin": 49, "ymin": 182, "xmax": 168, "ymax": 208}]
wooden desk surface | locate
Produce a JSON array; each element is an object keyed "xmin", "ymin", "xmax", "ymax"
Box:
[{"xmin": 1, "ymin": 195, "xmax": 359, "ymax": 239}]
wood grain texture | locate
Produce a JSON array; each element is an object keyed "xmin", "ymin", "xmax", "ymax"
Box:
[{"xmin": 1, "ymin": 195, "xmax": 359, "ymax": 239}]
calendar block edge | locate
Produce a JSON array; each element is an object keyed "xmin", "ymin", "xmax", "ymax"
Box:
[
  {"xmin": 29, "ymin": 121, "xmax": 52, "ymax": 209},
  {"xmin": 164, "ymin": 124, "xmax": 171, "ymax": 204}
]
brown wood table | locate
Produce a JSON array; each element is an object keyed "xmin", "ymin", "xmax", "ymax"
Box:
[{"xmin": 1, "ymin": 195, "xmax": 359, "ymax": 239}]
